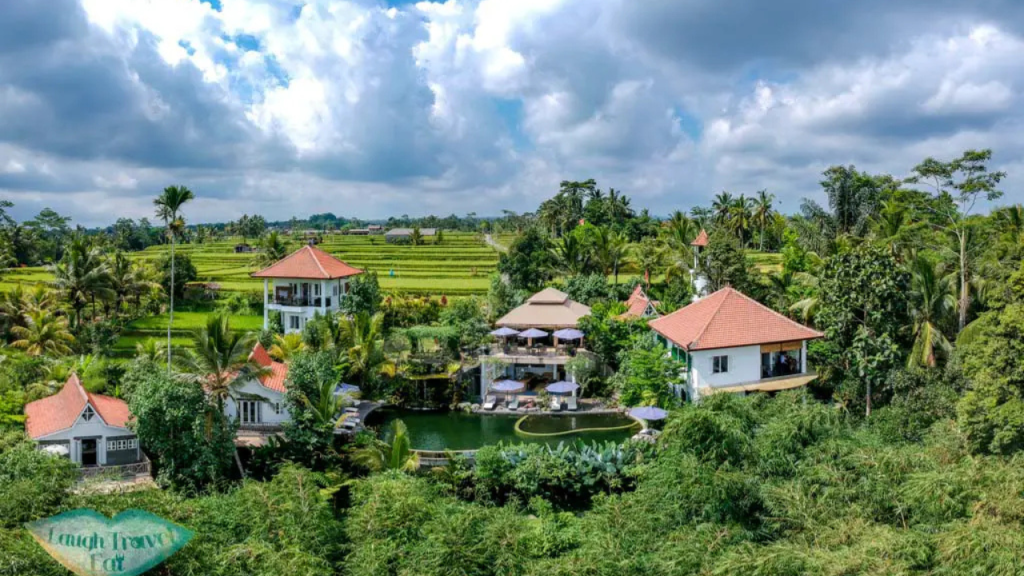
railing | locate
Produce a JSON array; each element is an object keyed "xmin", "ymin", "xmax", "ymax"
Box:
[
  {"xmin": 413, "ymin": 448, "xmax": 476, "ymax": 468},
  {"xmin": 79, "ymin": 454, "xmax": 151, "ymax": 480},
  {"xmin": 490, "ymin": 345, "xmax": 587, "ymax": 358},
  {"xmin": 272, "ymin": 296, "xmax": 332, "ymax": 307},
  {"xmin": 237, "ymin": 421, "xmax": 284, "ymax": 432}
]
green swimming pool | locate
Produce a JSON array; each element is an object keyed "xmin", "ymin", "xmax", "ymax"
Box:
[{"xmin": 366, "ymin": 408, "xmax": 641, "ymax": 451}]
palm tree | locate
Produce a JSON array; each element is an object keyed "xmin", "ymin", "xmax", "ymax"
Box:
[
  {"xmin": 176, "ymin": 313, "xmax": 264, "ymax": 412},
  {"xmin": 0, "ymin": 285, "xmax": 28, "ymax": 337},
  {"xmin": 630, "ymin": 238, "xmax": 665, "ymax": 290},
  {"xmin": 753, "ymin": 190, "xmax": 775, "ymax": 250},
  {"xmin": 996, "ymin": 204, "xmax": 1024, "ymax": 242},
  {"xmin": 26, "ymin": 362, "xmax": 74, "ymax": 400},
  {"xmin": 766, "ymin": 269, "xmax": 796, "ymax": 313},
  {"xmin": 109, "ymin": 251, "xmax": 156, "ymax": 315},
  {"xmin": 870, "ymin": 201, "xmax": 913, "ymax": 259},
  {"xmin": 338, "ymin": 312, "xmax": 396, "ymax": 388},
  {"xmin": 907, "ymin": 255, "xmax": 956, "ymax": 368},
  {"xmin": 269, "ymin": 332, "xmax": 306, "ymax": 361},
  {"xmin": 11, "ymin": 308, "xmax": 75, "ymax": 357},
  {"xmin": 586, "ymin": 226, "xmax": 627, "ymax": 281},
  {"xmin": 712, "ymin": 191, "xmax": 734, "ymax": 224},
  {"xmin": 351, "ymin": 419, "xmax": 419, "ymax": 472},
  {"xmin": 549, "ymin": 234, "xmax": 590, "ymax": 276},
  {"xmin": 302, "ymin": 377, "xmax": 350, "ymax": 429},
  {"xmin": 134, "ymin": 338, "xmax": 167, "ymax": 364},
  {"xmin": 728, "ymin": 194, "xmax": 755, "ymax": 246},
  {"xmin": 154, "ymin": 185, "xmax": 195, "ymax": 372},
  {"xmin": 410, "ymin": 227, "xmax": 423, "ymax": 246},
  {"xmin": 254, "ymin": 230, "xmax": 289, "ymax": 268},
  {"xmin": 50, "ymin": 236, "xmax": 113, "ymax": 328}
]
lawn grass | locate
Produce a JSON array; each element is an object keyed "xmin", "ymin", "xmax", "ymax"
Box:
[
  {"xmin": 126, "ymin": 312, "xmax": 263, "ymax": 332},
  {"xmin": 746, "ymin": 251, "xmax": 783, "ymax": 274}
]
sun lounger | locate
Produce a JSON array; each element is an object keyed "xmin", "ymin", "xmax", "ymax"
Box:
[
  {"xmin": 567, "ymin": 396, "xmax": 578, "ymax": 411},
  {"xmin": 483, "ymin": 395, "xmax": 497, "ymax": 410},
  {"xmin": 508, "ymin": 398, "xmax": 520, "ymax": 411},
  {"xmin": 550, "ymin": 397, "xmax": 562, "ymax": 412}
]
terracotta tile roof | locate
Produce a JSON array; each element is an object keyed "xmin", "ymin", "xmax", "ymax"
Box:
[
  {"xmin": 648, "ymin": 287, "xmax": 823, "ymax": 351},
  {"xmin": 249, "ymin": 343, "xmax": 289, "ymax": 393},
  {"xmin": 690, "ymin": 228, "xmax": 709, "ymax": 247},
  {"xmin": 251, "ymin": 245, "xmax": 363, "ymax": 280},
  {"xmin": 619, "ymin": 285, "xmax": 659, "ymax": 319},
  {"xmin": 24, "ymin": 374, "xmax": 131, "ymax": 439}
]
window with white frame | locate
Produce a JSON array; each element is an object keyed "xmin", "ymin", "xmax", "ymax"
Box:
[
  {"xmin": 712, "ymin": 355, "xmax": 729, "ymax": 374},
  {"xmin": 314, "ymin": 283, "xmax": 321, "ymax": 296},
  {"xmin": 273, "ymin": 402, "xmax": 282, "ymax": 415},
  {"xmin": 81, "ymin": 405, "xmax": 95, "ymax": 422},
  {"xmin": 239, "ymin": 400, "xmax": 260, "ymax": 424},
  {"xmin": 106, "ymin": 438, "xmax": 138, "ymax": 451},
  {"xmin": 332, "ymin": 284, "xmax": 339, "ymax": 296},
  {"xmin": 289, "ymin": 315, "xmax": 300, "ymax": 330}
]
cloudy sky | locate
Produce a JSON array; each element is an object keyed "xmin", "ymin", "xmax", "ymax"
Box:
[{"xmin": 2, "ymin": 0, "xmax": 1024, "ymax": 226}]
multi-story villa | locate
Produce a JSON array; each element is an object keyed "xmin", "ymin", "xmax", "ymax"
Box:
[
  {"xmin": 252, "ymin": 245, "xmax": 363, "ymax": 334},
  {"xmin": 479, "ymin": 288, "xmax": 592, "ymax": 397},
  {"xmin": 649, "ymin": 286, "xmax": 824, "ymax": 402}
]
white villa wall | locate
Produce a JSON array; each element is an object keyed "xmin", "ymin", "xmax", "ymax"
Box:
[
  {"xmin": 223, "ymin": 378, "xmax": 290, "ymax": 425},
  {"xmin": 264, "ymin": 277, "xmax": 352, "ymax": 333},
  {"xmin": 35, "ymin": 411, "xmax": 136, "ymax": 466},
  {"xmin": 689, "ymin": 345, "xmax": 762, "ymax": 391}
]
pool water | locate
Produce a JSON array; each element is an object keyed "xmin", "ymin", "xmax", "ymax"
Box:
[{"xmin": 366, "ymin": 408, "xmax": 641, "ymax": 451}]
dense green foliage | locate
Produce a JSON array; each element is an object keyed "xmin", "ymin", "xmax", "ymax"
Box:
[
  {"xmin": 4, "ymin": 154, "xmax": 1024, "ymax": 574},
  {"xmin": 128, "ymin": 364, "xmax": 237, "ymax": 490}
]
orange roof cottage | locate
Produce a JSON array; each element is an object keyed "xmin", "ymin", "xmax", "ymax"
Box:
[{"xmin": 649, "ymin": 287, "xmax": 824, "ymax": 401}]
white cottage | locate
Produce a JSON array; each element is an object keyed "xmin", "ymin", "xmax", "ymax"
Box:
[
  {"xmin": 252, "ymin": 245, "xmax": 363, "ymax": 334},
  {"xmin": 24, "ymin": 374, "xmax": 144, "ymax": 472},
  {"xmin": 648, "ymin": 287, "xmax": 824, "ymax": 402},
  {"xmin": 223, "ymin": 343, "xmax": 291, "ymax": 431}
]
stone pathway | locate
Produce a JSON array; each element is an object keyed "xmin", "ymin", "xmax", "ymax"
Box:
[{"xmin": 483, "ymin": 233, "xmax": 507, "ymax": 252}]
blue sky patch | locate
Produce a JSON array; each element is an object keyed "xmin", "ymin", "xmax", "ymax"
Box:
[{"xmin": 673, "ymin": 107, "xmax": 703, "ymax": 140}]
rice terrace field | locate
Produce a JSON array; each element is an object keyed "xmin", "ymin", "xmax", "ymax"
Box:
[
  {"xmin": 1, "ymin": 231, "xmax": 500, "ymax": 296},
  {"xmin": 0, "ymin": 231, "xmax": 501, "ymax": 355}
]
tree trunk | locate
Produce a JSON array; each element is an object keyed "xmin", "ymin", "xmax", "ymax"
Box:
[
  {"xmin": 958, "ymin": 232, "xmax": 968, "ymax": 332},
  {"xmin": 168, "ymin": 234, "xmax": 175, "ymax": 374},
  {"xmin": 234, "ymin": 448, "xmax": 246, "ymax": 479},
  {"xmin": 865, "ymin": 380, "xmax": 872, "ymax": 417}
]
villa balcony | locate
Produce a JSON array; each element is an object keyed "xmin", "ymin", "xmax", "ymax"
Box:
[
  {"xmin": 483, "ymin": 345, "xmax": 590, "ymax": 365},
  {"xmin": 237, "ymin": 421, "xmax": 285, "ymax": 433},
  {"xmin": 705, "ymin": 371, "xmax": 819, "ymax": 395},
  {"xmin": 78, "ymin": 453, "xmax": 152, "ymax": 481},
  {"xmin": 270, "ymin": 295, "xmax": 333, "ymax": 308}
]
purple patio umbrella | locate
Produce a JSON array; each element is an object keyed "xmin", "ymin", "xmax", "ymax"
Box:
[
  {"xmin": 552, "ymin": 328, "xmax": 584, "ymax": 340},
  {"xmin": 490, "ymin": 327, "xmax": 520, "ymax": 337},
  {"xmin": 546, "ymin": 381, "xmax": 579, "ymax": 395},
  {"xmin": 518, "ymin": 327, "xmax": 548, "ymax": 346},
  {"xmin": 491, "ymin": 379, "xmax": 526, "ymax": 401},
  {"xmin": 629, "ymin": 406, "xmax": 668, "ymax": 421},
  {"xmin": 491, "ymin": 379, "xmax": 526, "ymax": 393}
]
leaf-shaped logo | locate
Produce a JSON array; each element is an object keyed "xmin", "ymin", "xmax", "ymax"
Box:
[{"xmin": 25, "ymin": 509, "xmax": 193, "ymax": 576}]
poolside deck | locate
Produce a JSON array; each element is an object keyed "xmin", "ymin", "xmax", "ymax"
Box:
[{"xmin": 473, "ymin": 398, "xmax": 622, "ymax": 415}]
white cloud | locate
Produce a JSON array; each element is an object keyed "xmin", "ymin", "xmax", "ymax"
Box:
[{"xmin": 2, "ymin": 0, "xmax": 1024, "ymax": 226}]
